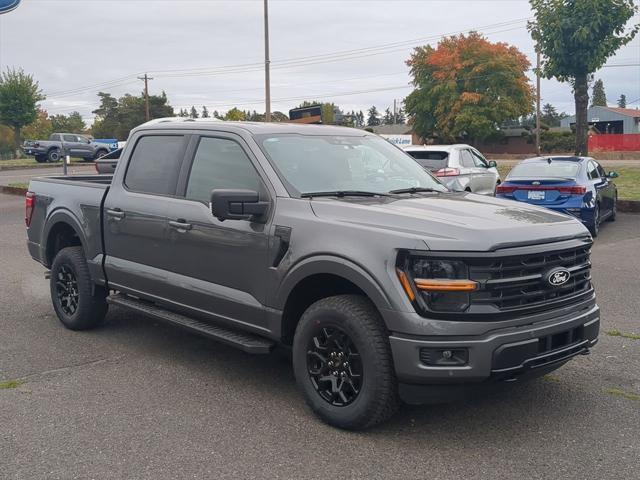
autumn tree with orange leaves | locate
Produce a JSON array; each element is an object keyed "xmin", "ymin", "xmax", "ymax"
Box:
[{"xmin": 405, "ymin": 32, "xmax": 534, "ymax": 143}]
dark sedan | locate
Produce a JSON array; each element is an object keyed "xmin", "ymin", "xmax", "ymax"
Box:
[{"xmin": 496, "ymin": 156, "xmax": 618, "ymax": 237}]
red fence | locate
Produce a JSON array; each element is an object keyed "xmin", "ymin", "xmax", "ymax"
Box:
[{"xmin": 589, "ymin": 134, "xmax": 640, "ymax": 152}]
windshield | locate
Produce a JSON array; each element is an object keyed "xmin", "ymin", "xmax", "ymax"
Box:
[
  {"xmin": 258, "ymin": 134, "xmax": 447, "ymax": 196},
  {"xmin": 405, "ymin": 150, "xmax": 449, "ymax": 170},
  {"xmin": 508, "ymin": 161, "xmax": 581, "ymax": 179}
]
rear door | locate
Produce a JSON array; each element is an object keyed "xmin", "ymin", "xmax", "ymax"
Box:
[
  {"xmin": 103, "ymin": 133, "xmax": 190, "ymax": 298},
  {"xmin": 459, "ymin": 149, "xmax": 483, "ymax": 192},
  {"xmin": 589, "ymin": 160, "xmax": 613, "ymax": 215},
  {"xmin": 160, "ymin": 133, "xmax": 274, "ymax": 333},
  {"xmin": 62, "ymin": 134, "xmax": 80, "ymax": 157},
  {"xmin": 470, "ymin": 148, "xmax": 498, "ymax": 193}
]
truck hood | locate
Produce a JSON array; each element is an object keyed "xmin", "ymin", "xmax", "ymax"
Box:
[{"xmin": 309, "ymin": 192, "xmax": 589, "ymax": 251}]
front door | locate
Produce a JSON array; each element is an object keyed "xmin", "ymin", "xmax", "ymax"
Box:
[
  {"xmin": 163, "ymin": 134, "xmax": 274, "ymax": 334},
  {"xmin": 103, "ymin": 133, "xmax": 190, "ymax": 298}
]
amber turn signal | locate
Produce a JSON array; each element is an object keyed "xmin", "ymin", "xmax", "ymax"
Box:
[
  {"xmin": 395, "ymin": 268, "xmax": 415, "ymax": 301},
  {"xmin": 414, "ymin": 279, "xmax": 478, "ymax": 292}
]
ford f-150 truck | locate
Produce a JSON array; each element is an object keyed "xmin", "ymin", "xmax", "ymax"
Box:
[
  {"xmin": 26, "ymin": 120, "xmax": 599, "ymax": 429},
  {"xmin": 23, "ymin": 133, "xmax": 111, "ymax": 163}
]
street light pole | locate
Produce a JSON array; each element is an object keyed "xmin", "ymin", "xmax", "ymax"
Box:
[{"xmin": 263, "ymin": 0, "xmax": 271, "ymax": 122}]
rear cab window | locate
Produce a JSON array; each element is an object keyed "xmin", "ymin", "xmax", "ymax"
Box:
[
  {"xmin": 406, "ymin": 150, "xmax": 449, "ymax": 170},
  {"xmin": 124, "ymin": 135, "xmax": 187, "ymax": 196}
]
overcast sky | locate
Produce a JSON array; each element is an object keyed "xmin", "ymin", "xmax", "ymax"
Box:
[{"xmin": 0, "ymin": 0, "xmax": 638, "ymax": 124}]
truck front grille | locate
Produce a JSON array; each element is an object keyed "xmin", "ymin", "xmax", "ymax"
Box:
[{"xmin": 468, "ymin": 244, "xmax": 592, "ymax": 312}]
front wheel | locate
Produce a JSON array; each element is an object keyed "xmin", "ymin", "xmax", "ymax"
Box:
[
  {"xmin": 607, "ymin": 195, "xmax": 617, "ymax": 222},
  {"xmin": 35, "ymin": 154, "xmax": 47, "ymax": 163},
  {"xmin": 50, "ymin": 246, "xmax": 108, "ymax": 330},
  {"xmin": 292, "ymin": 295, "xmax": 399, "ymax": 430},
  {"xmin": 93, "ymin": 149, "xmax": 108, "ymax": 161}
]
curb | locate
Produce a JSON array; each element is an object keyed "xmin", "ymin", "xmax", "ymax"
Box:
[
  {"xmin": 0, "ymin": 162, "xmax": 89, "ymax": 171},
  {"xmin": 2, "ymin": 184, "xmax": 638, "ymax": 213},
  {"xmin": 0, "ymin": 186, "xmax": 28, "ymax": 195}
]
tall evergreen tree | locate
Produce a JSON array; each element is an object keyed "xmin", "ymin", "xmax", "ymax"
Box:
[
  {"xmin": 383, "ymin": 107, "xmax": 394, "ymax": 125},
  {"xmin": 395, "ymin": 107, "xmax": 406, "ymax": 124},
  {"xmin": 617, "ymin": 94, "xmax": 627, "ymax": 108},
  {"xmin": 591, "ymin": 79, "xmax": 607, "ymax": 107},
  {"xmin": 367, "ymin": 106, "xmax": 380, "ymax": 126},
  {"xmin": 201, "ymin": 106, "xmax": 210, "ymax": 118},
  {"xmin": 190, "ymin": 106, "xmax": 199, "ymax": 118}
]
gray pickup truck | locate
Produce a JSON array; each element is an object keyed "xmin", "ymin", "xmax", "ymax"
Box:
[
  {"xmin": 23, "ymin": 133, "xmax": 111, "ymax": 163},
  {"xmin": 26, "ymin": 121, "xmax": 599, "ymax": 429}
]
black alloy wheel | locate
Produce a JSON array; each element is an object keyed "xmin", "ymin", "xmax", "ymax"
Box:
[
  {"xmin": 307, "ymin": 326, "xmax": 363, "ymax": 407},
  {"xmin": 55, "ymin": 264, "xmax": 79, "ymax": 316}
]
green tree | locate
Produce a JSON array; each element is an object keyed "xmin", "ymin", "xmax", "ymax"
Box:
[
  {"xmin": 201, "ymin": 106, "xmax": 210, "ymax": 118},
  {"xmin": 591, "ymin": 79, "xmax": 607, "ymax": 107},
  {"xmin": 405, "ymin": 32, "xmax": 533, "ymax": 142},
  {"xmin": 190, "ymin": 106, "xmax": 199, "ymax": 118},
  {"xmin": 23, "ymin": 108, "xmax": 53, "ymax": 140},
  {"xmin": 367, "ymin": 106, "xmax": 380, "ymax": 126},
  {"xmin": 617, "ymin": 94, "xmax": 627, "ymax": 108},
  {"xmin": 0, "ymin": 68, "xmax": 45, "ymax": 155},
  {"xmin": 50, "ymin": 111, "xmax": 86, "ymax": 133},
  {"xmin": 271, "ymin": 111, "xmax": 289, "ymax": 122},
  {"xmin": 541, "ymin": 103, "xmax": 563, "ymax": 127},
  {"xmin": 213, "ymin": 110, "xmax": 222, "ymax": 119},
  {"xmin": 529, "ymin": 0, "xmax": 638, "ymax": 155},
  {"xmin": 92, "ymin": 91, "xmax": 173, "ymax": 139},
  {"xmin": 224, "ymin": 107, "xmax": 246, "ymax": 121},
  {"xmin": 395, "ymin": 107, "xmax": 406, "ymax": 124},
  {"xmin": 383, "ymin": 107, "xmax": 394, "ymax": 125}
]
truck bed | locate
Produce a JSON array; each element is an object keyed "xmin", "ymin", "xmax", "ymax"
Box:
[{"xmin": 27, "ymin": 174, "xmax": 113, "ymax": 284}]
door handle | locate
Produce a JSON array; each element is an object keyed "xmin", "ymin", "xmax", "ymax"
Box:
[
  {"xmin": 106, "ymin": 208, "xmax": 125, "ymax": 219},
  {"xmin": 169, "ymin": 220, "xmax": 192, "ymax": 231}
]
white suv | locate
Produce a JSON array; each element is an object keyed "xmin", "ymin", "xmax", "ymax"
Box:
[{"xmin": 404, "ymin": 144, "xmax": 500, "ymax": 195}]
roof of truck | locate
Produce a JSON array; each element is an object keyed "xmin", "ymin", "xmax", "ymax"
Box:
[{"xmin": 133, "ymin": 119, "xmax": 372, "ymax": 137}]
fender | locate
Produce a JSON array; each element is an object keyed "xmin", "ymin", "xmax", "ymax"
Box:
[
  {"xmin": 42, "ymin": 208, "xmax": 90, "ymax": 266},
  {"xmin": 274, "ymin": 254, "xmax": 393, "ymax": 312}
]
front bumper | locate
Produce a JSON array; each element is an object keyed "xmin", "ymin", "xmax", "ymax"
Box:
[{"xmin": 389, "ymin": 300, "xmax": 599, "ymax": 403}]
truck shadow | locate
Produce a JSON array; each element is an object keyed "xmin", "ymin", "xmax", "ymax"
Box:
[{"xmin": 102, "ymin": 305, "xmax": 591, "ymax": 443}]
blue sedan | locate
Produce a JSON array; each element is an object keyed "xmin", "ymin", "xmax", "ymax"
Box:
[{"xmin": 496, "ymin": 156, "xmax": 619, "ymax": 237}]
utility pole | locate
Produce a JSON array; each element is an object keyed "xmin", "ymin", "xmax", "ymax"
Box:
[
  {"xmin": 535, "ymin": 49, "xmax": 541, "ymax": 156},
  {"xmin": 393, "ymin": 99, "xmax": 397, "ymax": 124},
  {"xmin": 138, "ymin": 73, "xmax": 154, "ymax": 121},
  {"xmin": 263, "ymin": 0, "xmax": 271, "ymax": 122}
]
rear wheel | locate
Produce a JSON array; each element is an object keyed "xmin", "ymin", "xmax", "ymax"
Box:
[
  {"xmin": 93, "ymin": 149, "xmax": 108, "ymax": 161},
  {"xmin": 47, "ymin": 148, "xmax": 61, "ymax": 162},
  {"xmin": 35, "ymin": 154, "xmax": 47, "ymax": 163},
  {"xmin": 292, "ymin": 295, "xmax": 399, "ymax": 430},
  {"xmin": 50, "ymin": 246, "xmax": 108, "ymax": 330},
  {"xmin": 589, "ymin": 203, "xmax": 600, "ymax": 238},
  {"xmin": 607, "ymin": 195, "xmax": 617, "ymax": 222}
]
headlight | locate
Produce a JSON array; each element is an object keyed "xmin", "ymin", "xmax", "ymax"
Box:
[{"xmin": 396, "ymin": 254, "xmax": 477, "ymax": 313}]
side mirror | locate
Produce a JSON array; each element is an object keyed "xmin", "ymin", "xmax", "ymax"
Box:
[
  {"xmin": 210, "ymin": 189, "xmax": 269, "ymax": 222},
  {"xmin": 607, "ymin": 171, "xmax": 619, "ymax": 179},
  {"xmin": 488, "ymin": 160, "xmax": 497, "ymax": 168}
]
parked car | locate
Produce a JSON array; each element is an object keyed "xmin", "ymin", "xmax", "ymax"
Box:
[
  {"xmin": 404, "ymin": 144, "xmax": 500, "ymax": 195},
  {"xmin": 496, "ymin": 156, "xmax": 618, "ymax": 237},
  {"xmin": 26, "ymin": 121, "xmax": 599, "ymax": 429},
  {"xmin": 95, "ymin": 148, "xmax": 121, "ymax": 174},
  {"xmin": 22, "ymin": 133, "xmax": 112, "ymax": 163}
]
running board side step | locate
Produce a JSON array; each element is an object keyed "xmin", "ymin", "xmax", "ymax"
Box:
[{"xmin": 107, "ymin": 294, "xmax": 275, "ymax": 354}]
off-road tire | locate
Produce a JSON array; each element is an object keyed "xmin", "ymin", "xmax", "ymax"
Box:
[
  {"xmin": 292, "ymin": 294, "xmax": 399, "ymax": 430},
  {"xmin": 35, "ymin": 154, "xmax": 47, "ymax": 163},
  {"xmin": 93, "ymin": 149, "xmax": 108, "ymax": 161},
  {"xmin": 50, "ymin": 246, "xmax": 108, "ymax": 330},
  {"xmin": 47, "ymin": 148, "xmax": 61, "ymax": 162}
]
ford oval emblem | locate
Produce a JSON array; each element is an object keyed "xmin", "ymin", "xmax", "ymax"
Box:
[
  {"xmin": 546, "ymin": 268, "xmax": 571, "ymax": 287},
  {"xmin": 0, "ymin": 0, "xmax": 20, "ymax": 15}
]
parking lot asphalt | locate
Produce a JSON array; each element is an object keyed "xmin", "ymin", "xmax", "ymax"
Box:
[{"xmin": 1, "ymin": 192, "xmax": 638, "ymax": 480}]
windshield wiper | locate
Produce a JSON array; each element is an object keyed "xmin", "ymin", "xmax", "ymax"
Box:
[
  {"xmin": 301, "ymin": 190, "xmax": 391, "ymax": 198},
  {"xmin": 388, "ymin": 187, "xmax": 443, "ymax": 194}
]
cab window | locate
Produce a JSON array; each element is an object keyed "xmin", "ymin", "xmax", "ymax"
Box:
[
  {"xmin": 185, "ymin": 137, "xmax": 265, "ymax": 204},
  {"xmin": 124, "ymin": 135, "xmax": 186, "ymax": 195}
]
